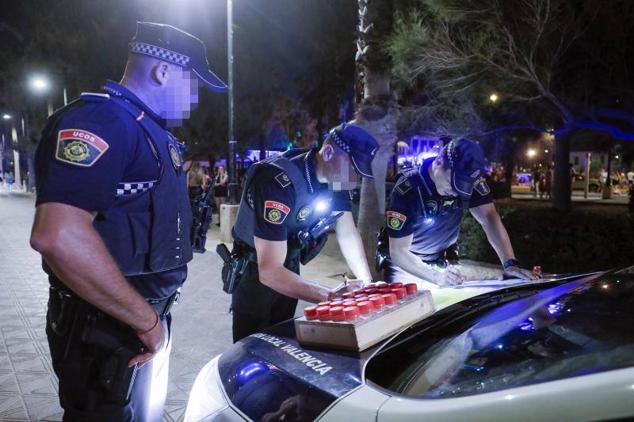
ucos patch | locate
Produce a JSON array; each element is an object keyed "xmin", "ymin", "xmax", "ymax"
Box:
[
  {"xmin": 386, "ymin": 210, "xmax": 407, "ymax": 231},
  {"xmin": 264, "ymin": 200, "xmax": 290, "ymax": 224},
  {"xmin": 55, "ymin": 129, "xmax": 109, "ymax": 167}
]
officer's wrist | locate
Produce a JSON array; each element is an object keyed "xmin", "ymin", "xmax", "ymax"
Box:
[{"xmin": 503, "ymin": 258, "xmax": 520, "ymax": 271}]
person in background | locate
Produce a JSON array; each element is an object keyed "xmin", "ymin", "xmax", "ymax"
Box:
[
  {"xmin": 214, "ymin": 165, "xmax": 228, "ymax": 224},
  {"xmin": 187, "ymin": 161, "xmax": 208, "ymax": 197}
]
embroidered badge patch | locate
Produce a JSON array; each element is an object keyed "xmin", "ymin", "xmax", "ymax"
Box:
[
  {"xmin": 55, "ymin": 129, "xmax": 109, "ymax": 167},
  {"xmin": 394, "ymin": 179, "xmax": 413, "ymax": 195},
  {"xmin": 386, "ymin": 210, "xmax": 407, "ymax": 231},
  {"xmin": 474, "ymin": 177, "xmax": 491, "ymax": 195},
  {"xmin": 297, "ymin": 206, "xmax": 312, "ymax": 221},
  {"xmin": 264, "ymin": 200, "xmax": 290, "ymax": 224},
  {"xmin": 168, "ymin": 144, "xmax": 182, "ymax": 170},
  {"xmin": 275, "ymin": 172, "xmax": 291, "ymax": 188}
]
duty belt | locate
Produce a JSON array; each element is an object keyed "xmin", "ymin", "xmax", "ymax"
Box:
[{"xmin": 50, "ymin": 285, "xmax": 180, "ymax": 319}]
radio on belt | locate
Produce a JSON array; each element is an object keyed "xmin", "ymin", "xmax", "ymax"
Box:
[{"xmin": 295, "ymin": 282, "xmax": 435, "ymax": 352}]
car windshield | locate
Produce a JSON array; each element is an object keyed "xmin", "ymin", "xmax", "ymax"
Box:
[{"xmin": 365, "ymin": 273, "xmax": 634, "ymax": 398}]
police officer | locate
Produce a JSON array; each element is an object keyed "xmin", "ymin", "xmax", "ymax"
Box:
[
  {"xmin": 383, "ymin": 138, "xmax": 537, "ymax": 288},
  {"xmin": 229, "ymin": 123, "xmax": 378, "ymax": 342},
  {"xmin": 29, "ymin": 22, "xmax": 226, "ymax": 421}
]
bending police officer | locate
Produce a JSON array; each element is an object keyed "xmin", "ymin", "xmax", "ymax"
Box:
[
  {"xmin": 228, "ymin": 123, "xmax": 378, "ymax": 342},
  {"xmin": 382, "ymin": 139, "xmax": 537, "ymax": 288},
  {"xmin": 30, "ymin": 22, "xmax": 227, "ymax": 421}
]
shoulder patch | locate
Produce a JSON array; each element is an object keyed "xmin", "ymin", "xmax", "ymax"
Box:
[
  {"xmin": 386, "ymin": 210, "xmax": 407, "ymax": 231},
  {"xmin": 474, "ymin": 177, "xmax": 491, "ymax": 196},
  {"xmin": 264, "ymin": 200, "xmax": 291, "ymax": 224},
  {"xmin": 274, "ymin": 172, "xmax": 292, "ymax": 188},
  {"xmin": 394, "ymin": 179, "xmax": 413, "ymax": 195},
  {"xmin": 55, "ymin": 129, "xmax": 109, "ymax": 167}
]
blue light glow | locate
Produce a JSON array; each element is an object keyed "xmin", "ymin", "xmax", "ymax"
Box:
[
  {"xmin": 424, "ymin": 218, "xmax": 434, "ymax": 225},
  {"xmin": 237, "ymin": 362, "xmax": 268, "ymax": 385}
]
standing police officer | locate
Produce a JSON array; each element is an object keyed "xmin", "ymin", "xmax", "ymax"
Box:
[
  {"xmin": 30, "ymin": 22, "xmax": 227, "ymax": 421},
  {"xmin": 228, "ymin": 123, "xmax": 378, "ymax": 342},
  {"xmin": 382, "ymin": 138, "xmax": 537, "ymax": 288}
]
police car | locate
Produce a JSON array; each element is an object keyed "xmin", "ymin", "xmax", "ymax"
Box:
[{"xmin": 184, "ymin": 267, "xmax": 634, "ymax": 421}]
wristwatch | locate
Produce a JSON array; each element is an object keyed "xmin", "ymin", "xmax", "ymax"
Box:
[{"xmin": 503, "ymin": 258, "xmax": 520, "ymax": 270}]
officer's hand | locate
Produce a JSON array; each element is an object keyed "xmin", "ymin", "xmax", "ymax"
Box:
[
  {"xmin": 436, "ymin": 266, "xmax": 465, "ymax": 287},
  {"xmin": 503, "ymin": 265, "xmax": 540, "ymax": 280},
  {"xmin": 128, "ymin": 316, "xmax": 166, "ymax": 368}
]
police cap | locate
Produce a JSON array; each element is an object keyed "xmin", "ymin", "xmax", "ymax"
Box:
[
  {"xmin": 129, "ymin": 22, "xmax": 228, "ymax": 92},
  {"xmin": 329, "ymin": 122, "xmax": 379, "ymax": 179},
  {"xmin": 446, "ymin": 138, "xmax": 486, "ymax": 200}
]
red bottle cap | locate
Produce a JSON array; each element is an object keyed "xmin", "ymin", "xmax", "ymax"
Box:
[
  {"xmin": 343, "ymin": 306, "xmax": 360, "ymax": 321},
  {"xmin": 357, "ymin": 301, "xmax": 374, "ymax": 315},
  {"xmin": 392, "ymin": 287, "xmax": 407, "ymax": 299},
  {"xmin": 405, "ymin": 283, "xmax": 418, "ymax": 295},
  {"xmin": 375, "ymin": 282, "xmax": 388, "ymax": 288},
  {"xmin": 382, "ymin": 293, "xmax": 397, "ymax": 305},
  {"xmin": 367, "ymin": 283, "xmax": 377, "ymax": 288},
  {"xmin": 342, "ymin": 300, "xmax": 357, "ymax": 307},
  {"xmin": 369, "ymin": 295, "xmax": 385, "ymax": 309},
  {"xmin": 391, "ymin": 282, "xmax": 404, "ymax": 288},
  {"xmin": 354, "ymin": 294, "xmax": 368, "ymax": 300},
  {"xmin": 304, "ymin": 306, "xmax": 318, "ymax": 320},
  {"xmin": 317, "ymin": 301, "xmax": 331, "ymax": 307},
  {"xmin": 316, "ymin": 306, "xmax": 331, "ymax": 321},
  {"xmin": 342, "ymin": 292, "xmax": 355, "ymax": 299},
  {"xmin": 364, "ymin": 288, "xmax": 378, "ymax": 295},
  {"xmin": 330, "ymin": 306, "xmax": 344, "ymax": 322}
]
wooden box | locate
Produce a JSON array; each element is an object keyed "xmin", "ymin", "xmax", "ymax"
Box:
[{"xmin": 295, "ymin": 290, "xmax": 435, "ymax": 352}]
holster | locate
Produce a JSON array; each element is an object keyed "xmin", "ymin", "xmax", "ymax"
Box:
[
  {"xmin": 217, "ymin": 242, "xmax": 250, "ymax": 294},
  {"xmin": 47, "ymin": 286, "xmax": 143, "ymax": 403}
]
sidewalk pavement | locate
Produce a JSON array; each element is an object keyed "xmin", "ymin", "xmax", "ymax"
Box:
[{"xmin": 0, "ymin": 193, "xmax": 501, "ymax": 421}]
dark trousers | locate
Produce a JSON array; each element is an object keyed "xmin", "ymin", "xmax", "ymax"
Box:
[
  {"xmin": 231, "ymin": 258, "xmax": 299, "ymax": 343},
  {"xmin": 46, "ymin": 289, "xmax": 172, "ymax": 422}
]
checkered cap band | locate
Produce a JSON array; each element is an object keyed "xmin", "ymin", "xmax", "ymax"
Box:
[
  {"xmin": 130, "ymin": 42, "xmax": 191, "ymax": 67},
  {"xmin": 330, "ymin": 130, "xmax": 351, "ymax": 154},
  {"xmin": 446, "ymin": 140, "xmax": 456, "ymax": 168},
  {"xmin": 116, "ymin": 180, "xmax": 157, "ymax": 196}
]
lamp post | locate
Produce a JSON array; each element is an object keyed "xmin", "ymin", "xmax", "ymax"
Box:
[
  {"xmin": 29, "ymin": 75, "xmax": 53, "ymax": 116},
  {"xmin": 226, "ymin": 0, "xmax": 238, "ymax": 204},
  {"xmin": 0, "ymin": 114, "xmax": 11, "ymax": 176},
  {"xmin": 489, "ymin": 92, "xmax": 499, "ymax": 103}
]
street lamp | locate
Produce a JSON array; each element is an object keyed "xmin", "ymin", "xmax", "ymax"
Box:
[
  {"xmin": 29, "ymin": 75, "xmax": 50, "ymax": 94},
  {"xmin": 526, "ymin": 148, "xmax": 537, "ymax": 158},
  {"xmin": 2, "ymin": 114, "xmax": 11, "ymax": 120},
  {"xmin": 489, "ymin": 93, "xmax": 499, "ymax": 103},
  {"xmin": 544, "ymin": 149, "xmax": 549, "ymax": 154}
]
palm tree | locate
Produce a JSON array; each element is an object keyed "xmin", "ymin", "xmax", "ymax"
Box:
[{"xmin": 353, "ymin": 0, "xmax": 400, "ymax": 277}]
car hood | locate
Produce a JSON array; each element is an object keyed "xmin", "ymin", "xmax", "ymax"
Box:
[{"xmin": 217, "ymin": 322, "xmax": 381, "ymax": 421}]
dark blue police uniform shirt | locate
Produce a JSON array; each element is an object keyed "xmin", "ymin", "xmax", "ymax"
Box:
[
  {"xmin": 250, "ymin": 150, "xmax": 352, "ymax": 241},
  {"xmin": 386, "ymin": 158, "xmax": 492, "ymax": 261},
  {"xmin": 35, "ymin": 81, "xmax": 186, "ymax": 299}
]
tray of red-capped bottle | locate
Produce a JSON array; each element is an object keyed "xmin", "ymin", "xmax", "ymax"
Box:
[{"xmin": 295, "ymin": 282, "xmax": 435, "ymax": 352}]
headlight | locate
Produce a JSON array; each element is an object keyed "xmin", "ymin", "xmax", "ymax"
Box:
[{"xmin": 184, "ymin": 356, "xmax": 229, "ymax": 422}]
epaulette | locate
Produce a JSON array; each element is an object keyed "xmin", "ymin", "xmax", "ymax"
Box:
[{"xmin": 80, "ymin": 92, "xmax": 111, "ymax": 102}]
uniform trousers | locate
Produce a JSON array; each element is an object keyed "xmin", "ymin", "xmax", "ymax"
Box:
[{"xmin": 46, "ymin": 289, "xmax": 172, "ymax": 422}]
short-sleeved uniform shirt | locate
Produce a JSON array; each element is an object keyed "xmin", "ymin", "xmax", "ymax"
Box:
[
  {"xmin": 386, "ymin": 158, "xmax": 492, "ymax": 261},
  {"xmin": 247, "ymin": 150, "xmax": 352, "ymax": 242},
  {"xmin": 35, "ymin": 81, "xmax": 186, "ymax": 299}
]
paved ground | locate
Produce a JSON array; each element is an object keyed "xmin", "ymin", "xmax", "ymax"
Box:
[{"xmin": 0, "ymin": 191, "xmax": 504, "ymax": 421}]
